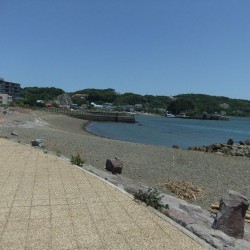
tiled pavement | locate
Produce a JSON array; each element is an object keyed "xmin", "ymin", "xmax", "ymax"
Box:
[{"xmin": 0, "ymin": 139, "xmax": 206, "ymax": 249}]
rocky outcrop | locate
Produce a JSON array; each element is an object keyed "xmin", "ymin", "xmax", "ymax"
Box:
[{"xmin": 188, "ymin": 140, "xmax": 250, "ymax": 157}]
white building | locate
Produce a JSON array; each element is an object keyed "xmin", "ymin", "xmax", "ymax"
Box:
[{"xmin": 0, "ymin": 94, "xmax": 12, "ymax": 105}]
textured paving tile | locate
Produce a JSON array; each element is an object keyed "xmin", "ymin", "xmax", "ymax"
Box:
[{"xmin": 0, "ymin": 139, "xmax": 205, "ymax": 249}]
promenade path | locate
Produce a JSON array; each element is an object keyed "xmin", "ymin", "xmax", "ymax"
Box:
[{"xmin": 0, "ymin": 139, "xmax": 208, "ymax": 249}]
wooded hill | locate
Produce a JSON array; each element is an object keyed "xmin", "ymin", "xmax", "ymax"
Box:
[
  {"xmin": 19, "ymin": 87, "xmax": 250, "ymax": 116},
  {"xmin": 175, "ymin": 94, "xmax": 250, "ymax": 116}
]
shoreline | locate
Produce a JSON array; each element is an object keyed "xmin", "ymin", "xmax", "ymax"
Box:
[
  {"xmin": 82, "ymin": 120, "xmax": 96, "ymax": 136},
  {"xmin": 1, "ymin": 108, "xmax": 250, "ymax": 210},
  {"xmin": 83, "ymin": 121, "xmax": 114, "ymax": 139}
]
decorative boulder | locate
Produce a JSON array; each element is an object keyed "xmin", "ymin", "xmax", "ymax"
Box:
[
  {"xmin": 31, "ymin": 139, "xmax": 44, "ymax": 148},
  {"xmin": 212, "ymin": 190, "xmax": 249, "ymax": 239},
  {"xmin": 106, "ymin": 158, "xmax": 123, "ymax": 174}
]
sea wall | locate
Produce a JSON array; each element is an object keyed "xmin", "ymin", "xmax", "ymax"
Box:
[{"xmin": 30, "ymin": 106, "xmax": 136, "ymax": 123}]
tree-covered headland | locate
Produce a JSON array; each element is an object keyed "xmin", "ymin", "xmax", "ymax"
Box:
[{"xmin": 17, "ymin": 87, "xmax": 250, "ymax": 117}]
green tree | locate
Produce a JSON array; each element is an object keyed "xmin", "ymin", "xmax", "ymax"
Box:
[
  {"xmin": 73, "ymin": 88, "xmax": 118, "ymax": 104},
  {"xmin": 115, "ymin": 93, "xmax": 146, "ymax": 105},
  {"xmin": 21, "ymin": 87, "xmax": 64, "ymax": 103},
  {"xmin": 168, "ymin": 99, "xmax": 195, "ymax": 115},
  {"xmin": 144, "ymin": 95, "xmax": 171, "ymax": 110}
]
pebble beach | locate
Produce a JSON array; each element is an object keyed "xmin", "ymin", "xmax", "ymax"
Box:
[{"xmin": 1, "ymin": 107, "xmax": 250, "ymax": 210}]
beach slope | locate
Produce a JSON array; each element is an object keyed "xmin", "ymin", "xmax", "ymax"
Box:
[{"xmin": 1, "ymin": 107, "xmax": 249, "ymax": 209}]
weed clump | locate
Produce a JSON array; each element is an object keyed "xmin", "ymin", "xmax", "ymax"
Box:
[
  {"xmin": 134, "ymin": 188, "xmax": 169, "ymax": 210},
  {"xmin": 70, "ymin": 153, "xmax": 85, "ymax": 167}
]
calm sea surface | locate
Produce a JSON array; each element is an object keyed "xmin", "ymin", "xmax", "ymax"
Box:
[{"xmin": 86, "ymin": 115, "xmax": 250, "ymax": 149}]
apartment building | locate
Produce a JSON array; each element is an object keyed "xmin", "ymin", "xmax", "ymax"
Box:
[{"xmin": 0, "ymin": 79, "xmax": 21, "ymax": 98}]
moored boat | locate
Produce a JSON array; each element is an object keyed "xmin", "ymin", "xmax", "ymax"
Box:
[{"xmin": 165, "ymin": 111, "xmax": 175, "ymax": 118}]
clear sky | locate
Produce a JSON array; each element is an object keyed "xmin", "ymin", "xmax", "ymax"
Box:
[{"xmin": 1, "ymin": 0, "xmax": 250, "ymax": 99}]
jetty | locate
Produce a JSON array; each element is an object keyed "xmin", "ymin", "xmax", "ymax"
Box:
[
  {"xmin": 30, "ymin": 106, "xmax": 136, "ymax": 123},
  {"xmin": 176, "ymin": 114, "xmax": 229, "ymax": 121}
]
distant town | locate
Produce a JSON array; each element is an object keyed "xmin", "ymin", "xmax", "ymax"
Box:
[{"xmin": 1, "ymin": 78, "xmax": 250, "ymax": 117}]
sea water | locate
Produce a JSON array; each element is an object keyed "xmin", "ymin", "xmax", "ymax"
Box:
[{"xmin": 86, "ymin": 115, "xmax": 250, "ymax": 149}]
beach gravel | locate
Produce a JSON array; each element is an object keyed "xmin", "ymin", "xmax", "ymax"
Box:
[{"xmin": 1, "ymin": 108, "xmax": 250, "ymax": 210}]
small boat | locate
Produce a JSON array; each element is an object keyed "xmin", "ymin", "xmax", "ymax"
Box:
[
  {"xmin": 165, "ymin": 112, "xmax": 175, "ymax": 118},
  {"xmin": 176, "ymin": 113, "xmax": 187, "ymax": 118}
]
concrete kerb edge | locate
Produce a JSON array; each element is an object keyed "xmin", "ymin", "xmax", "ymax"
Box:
[
  {"xmin": 147, "ymin": 206, "xmax": 215, "ymax": 249},
  {"xmin": 74, "ymin": 163, "xmax": 135, "ymax": 198}
]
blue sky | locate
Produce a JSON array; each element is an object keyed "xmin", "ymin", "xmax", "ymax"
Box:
[{"xmin": 1, "ymin": 0, "xmax": 250, "ymax": 99}]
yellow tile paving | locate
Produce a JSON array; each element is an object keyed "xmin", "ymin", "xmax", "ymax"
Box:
[{"xmin": 0, "ymin": 139, "xmax": 207, "ymax": 249}]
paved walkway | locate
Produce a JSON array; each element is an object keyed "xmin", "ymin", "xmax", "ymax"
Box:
[{"xmin": 0, "ymin": 139, "xmax": 206, "ymax": 249}]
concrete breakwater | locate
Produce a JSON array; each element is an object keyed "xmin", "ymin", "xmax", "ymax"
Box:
[
  {"xmin": 30, "ymin": 107, "xmax": 136, "ymax": 123},
  {"xmin": 70, "ymin": 111, "xmax": 136, "ymax": 123},
  {"xmin": 178, "ymin": 114, "xmax": 229, "ymax": 121}
]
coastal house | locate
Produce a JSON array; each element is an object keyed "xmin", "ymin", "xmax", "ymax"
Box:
[
  {"xmin": 56, "ymin": 93, "xmax": 72, "ymax": 108},
  {"xmin": 101, "ymin": 103, "xmax": 114, "ymax": 111},
  {"xmin": 219, "ymin": 103, "xmax": 229, "ymax": 109},
  {"xmin": 119, "ymin": 105, "xmax": 135, "ymax": 112},
  {"xmin": 90, "ymin": 102, "xmax": 103, "ymax": 110},
  {"xmin": 45, "ymin": 102, "xmax": 54, "ymax": 107},
  {"xmin": 71, "ymin": 93, "xmax": 89, "ymax": 99},
  {"xmin": 36, "ymin": 100, "xmax": 44, "ymax": 104},
  {"xmin": 135, "ymin": 104, "xmax": 143, "ymax": 111}
]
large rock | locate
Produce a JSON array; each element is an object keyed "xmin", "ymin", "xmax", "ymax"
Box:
[
  {"xmin": 105, "ymin": 158, "xmax": 123, "ymax": 174},
  {"xmin": 235, "ymin": 150, "xmax": 245, "ymax": 157},
  {"xmin": 227, "ymin": 138, "xmax": 234, "ymax": 145},
  {"xmin": 188, "ymin": 146, "xmax": 206, "ymax": 152},
  {"xmin": 212, "ymin": 143, "xmax": 222, "ymax": 150},
  {"xmin": 212, "ymin": 190, "xmax": 249, "ymax": 239},
  {"xmin": 31, "ymin": 139, "xmax": 44, "ymax": 148},
  {"xmin": 11, "ymin": 131, "xmax": 18, "ymax": 136}
]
